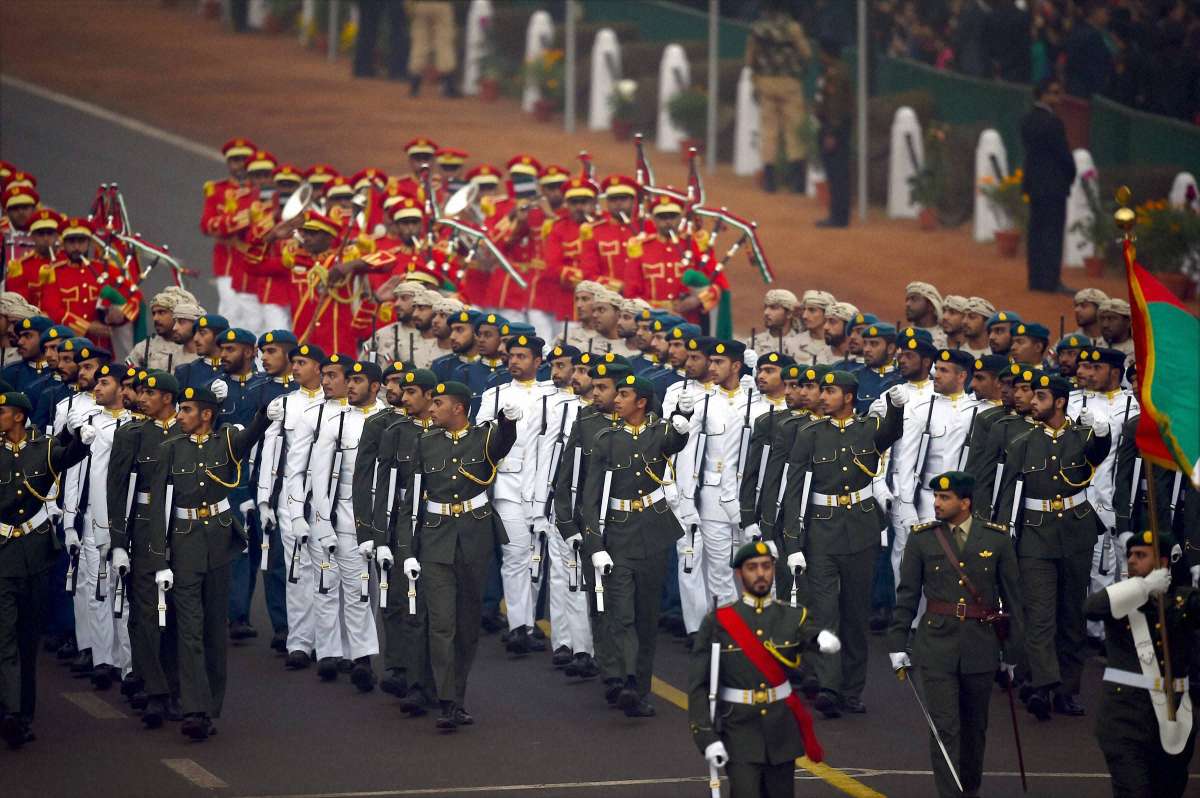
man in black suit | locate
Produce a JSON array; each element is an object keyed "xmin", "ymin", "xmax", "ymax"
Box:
[{"xmin": 1020, "ymin": 78, "xmax": 1076, "ymax": 294}]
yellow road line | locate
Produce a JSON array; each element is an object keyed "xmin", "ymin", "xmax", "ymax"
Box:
[
  {"xmin": 62, "ymin": 691, "xmax": 127, "ymax": 719},
  {"xmin": 162, "ymin": 758, "xmax": 229, "ymax": 789},
  {"xmin": 650, "ymin": 679, "xmax": 886, "ymax": 798}
]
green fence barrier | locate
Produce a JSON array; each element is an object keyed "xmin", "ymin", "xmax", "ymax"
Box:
[{"xmin": 1089, "ymin": 96, "xmax": 1200, "ymax": 171}]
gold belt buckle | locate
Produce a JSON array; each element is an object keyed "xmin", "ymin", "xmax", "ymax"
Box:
[
  {"xmin": 955, "ymin": 598, "xmax": 967, "ymax": 620},
  {"xmin": 197, "ymin": 505, "xmax": 211, "ymax": 519},
  {"xmin": 449, "ymin": 502, "xmax": 463, "ymax": 516},
  {"xmin": 1050, "ymin": 497, "xmax": 1064, "ymax": 512},
  {"xmin": 837, "ymin": 494, "xmax": 851, "ymax": 507},
  {"xmin": 752, "ymin": 689, "xmax": 769, "ymax": 705},
  {"xmin": 631, "ymin": 498, "xmax": 644, "ymax": 512}
]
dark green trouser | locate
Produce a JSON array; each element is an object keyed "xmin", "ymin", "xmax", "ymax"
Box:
[
  {"xmin": 806, "ymin": 547, "xmax": 874, "ymax": 700},
  {"xmin": 423, "ymin": 543, "xmax": 489, "ymax": 704},
  {"xmin": 128, "ymin": 565, "xmax": 178, "ymax": 698},
  {"xmin": 607, "ymin": 546, "xmax": 669, "ymax": 697},
  {"xmin": 586, "ymin": 565, "xmax": 620, "ymax": 682},
  {"xmin": 920, "ymin": 667, "xmax": 993, "ymax": 798},
  {"xmin": 174, "ymin": 563, "xmax": 232, "ymax": 718},
  {"xmin": 1020, "ymin": 553, "xmax": 1090, "ymax": 694},
  {"xmin": 0, "ymin": 572, "xmax": 46, "ymax": 719},
  {"xmin": 382, "ymin": 571, "xmax": 434, "ymax": 688},
  {"xmin": 724, "ymin": 760, "xmax": 794, "ymax": 798},
  {"xmin": 1096, "ymin": 692, "xmax": 1197, "ymax": 798}
]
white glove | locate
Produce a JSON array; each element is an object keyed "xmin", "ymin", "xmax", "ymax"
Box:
[
  {"xmin": 155, "ymin": 568, "xmax": 174, "ymax": 591},
  {"xmin": 1078, "ymin": 406, "xmax": 1099, "ymax": 429},
  {"xmin": 786, "ymin": 551, "xmax": 807, "ymax": 574},
  {"xmin": 764, "ymin": 540, "xmax": 779, "ymax": 559},
  {"xmin": 66, "ymin": 405, "xmax": 96, "ymax": 431},
  {"xmin": 1191, "ymin": 565, "xmax": 1199, "ymax": 588},
  {"xmin": 1144, "ymin": 567, "xmax": 1170, "ymax": 597},
  {"xmin": 532, "ymin": 516, "xmax": 552, "ymax": 535},
  {"xmin": 376, "ymin": 545, "xmax": 394, "ymax": 570},
  {"xmin": 889, "ymin": 651, "xmax": 912, "ymax": 672},
  {"xmin": 743, "ymin": 348, "xmax": 759, "ymax": 372},
  {"xmin": 210, "ymin": 379, "xmax": 229, "ymax": 401},
  {"xmin": 817, "ymin": 629, "xmax": 841, "ymax": 654},
  {"xmin": 65, "ymin": 527, "xmax": 81, "ymax": 552},
  {"xmin": 704, "ymin": 741, "xmax": 729, "ymax": 768},
  {"xmin": 318, "ymin": 534, "xmax": 337, "ymax": 554},
  {"xmin": 293, "ymin": 517, "xmax": 310, "ymax": 544},
  {"xmin": 591, "ymin": 550, "xmax": 614, "ymax": 575},
  {"xmin": 266, "ymin": 396, "xmax": 286, "ymax": 421},
  {"xmin": 743, "ymin": 523, "xmax": 762, "ymax": 541},
  {"xmin": 671, "ymin": 413, "xmax": 690, "ymax": 434},
  {"xmin": 1117, "ymin": 531, "xmax": 1133, "ymax": 553},
  {"xmin": 501, "ymin": 399, "xmax": 523, "ymax": 421},
  {"xmin": 110, "ymin": 547, "xmax": 130, "ymax": 574},
  {"xmin": 357, "ymin": 540, "xmax": 375, "ymax": 557},
  {"xmin": 886, "ymin": 384, "xmax": 908, "ymax": 407},
  {"xmin": 79, "ymin": 424, "xmax": 97, "ymax": 445},
  {"xmin": 258, "ymin": 502, "xmax": 276, "ymax": 529},
  {"xmin": 565, "ymin": 533, "xmax": 583, "ymax": 549},
  {"xmin": 1000, "ymin": 662, "xmax": 1016, "ymax": 681},
  {"xmin": 403, "ymin": 557, "xmax": 421, "ymax": 578},
  {"xmin": 676, "ymin": 389, "xmax": 697, "ymax": 414}
]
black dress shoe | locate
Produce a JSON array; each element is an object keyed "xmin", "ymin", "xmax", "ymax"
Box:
[
  {"xmin": 814, "ymin": 691, "xmax": 842, "ymax": 719},
  {"xmin": 801, "ymin": 673, "xmax": 821, "ymax": 700},
  {"xmin": 480, "ymin": 612, "xmax": 504, "ymax": 634},
  {"xmin": 527, "ymin": 634, "xmax": 547, "ymax": 652},
  {"xmin": 623, "ymin": 698, "xmax": 656, "ymax": 718},
  {"xmin": 604, "ymin": 678, "xmax": 623, "ymax": 706},
  {"xmin": 181, "ymin": 713, "xmax": 212, "ymax": 740},
  {"xmin": 130, "ymin": 690, "xmax": 148, "ymax": 711},
  {"xmin": 228, "ymin": 621, "xmax": 257, "ymax": 640},
  {"xmin": 616, "ymin": 677, "xmax": 640, "ymax": 711},
  {"xmin": 285, "ymin": 650, "xmax": 311, "ymax": 670},
  {"xmin": 571, "ymin": 653, "xmax": 599, "ymax": 679},
  {"xmin": 317, "ymin": 657, "xmax": 340, "ymax": 681},
  {"xmin": 1, "ymin": 714, "xmax": 26, "ymax": 749},
  {"xmin": 686, "ymin": 632, "xmax": 697, "ymax": 651},
  {"xmin": 1053, "ymin": 693, "xmax": 1085, "ymax": 716},
  {"xmin": 56, "ymin": 640, "xmax": 79, "ymax": 660},
  {"xmin": 270, "ymin": 632, "xmax": 287, "ymax": 653},
  {"xmin": 91, "ymin": 664, "xmax": 114, "ymax": 690},
  {"xmin": 167, "ymin": 696, "xmax": 183, "ymax": 722},
  {"xmin": 400, "ymin": 686, "xmax": 432, "ymax": 716},
  {"xmin": 70, "ymin": 649, "xmax": 93, "ymax": 674},
  {"xmin": 435, "ymin": 701, "xmax": 458, "ymax": 731},
  {"xmin": 380, "ymin": 668, "xmax": 408, "ymax": 697},
  {"xmin": 142, "ymin": 696, "xmax": 167, "ymax": 729},
  {"xmin": 337, "ymin": 658, "xmax": 354, "ymax": 674},
  {"xmin": 121, "ymin": 673, "xmax": 143, "ymax": 698},
  {"xmin": 1027, "ymin": 688, "xmax": 1052, "ymax": 721},
  {"xmin": 842, "ymin": 696, "xmax": 866, "ymax": 714},
  {"xmin": 350, "ymin": 658, "xmax": 376, "ymax": 693},
  {"xmin": 506, "ymin": 626, "xmax": 531, "ymax": 656},
  {"xmin": 453, "ymin": 706, "xmax": 474, "ymax": 725},
  {"xmin": 552, "ymin": 645, "xmax": 573, "ymax": 669}
]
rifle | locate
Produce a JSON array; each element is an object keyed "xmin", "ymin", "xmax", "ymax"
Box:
[
  {"xmin": 542, "ymin": 397, "xmax": 571, "ymax": 519},
  {"xmin": 301, "ymin": 402, "xmax": 328, "ymax": 523},
  {"xmin": 159, "ymin": 478, "xmax": 174, "ymax": 628},
  {"xmin": 706, "ymin": 642, "xmax": 722, "ymax": 798},
  {"xmin": 262, "ymin": 397, "xmax": 290, "ymax": 571},
  {"xmin": 408, "ymin": 471, "xmax": 423, "ymax": 614},
  {"xmin": 957, "ymin": 404, "xmax": 979, "ymax": 470},
  {"xmin": 791, "ymin": 470, "xmax": 813, "ymax": 607},
  {"xmin": 751, "ymin": 407, "xmax": 775, "ymax": 525},
  {"xmin": 692, "ymin": 391, "xmax": 712, "ymax": 565},
  {"xmin": 989, "ymin": 451, "xmax": 1007, "ymax": 522},
  {"xmin": 735, "ymin": 387, "xmax": 753, "ymax": 484},
  {"xmin": 912, "ymin": 394, "xmax": 936, "ymax": 496},
  {"xmin": 379, "ymin": 560, "xmax": 391, "ymax": 609},
  {"xmin": 596, "ymin": 468, "xmax": 613, "ymax": 613},
  {"xmin": 316, "ymin": 410, "xmax": 347, "ymax": 596}
]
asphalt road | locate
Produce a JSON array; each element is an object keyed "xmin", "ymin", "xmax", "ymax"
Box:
[{"xmin": 1, "ymin": 76, "xmax": 1187, "ymax": 798}]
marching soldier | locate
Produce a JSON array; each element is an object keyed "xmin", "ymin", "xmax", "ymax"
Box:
[
  {"xmin": 888, "ymin": 471, "xmax": 1024, "ymax": 798},
  {"xmin": 0, "ymin": 391, "xmax": 89, "ymax": 749},
  {"xmin": 1098, "ymin": 299, "xmax": 1135, "ymax": 365},
  {"xmin": 852, "ymin": 322, "xmax": 902, "ymax": 414},
  {"xmin": 128, "ymin": 289, "xmax": 193, "ymax": 373},
  {"xmin": 903, "ymin": 282, "xmax": 949, "ymax": 350},
  {"xmin": 1052, "ymin": 333, "xmax": 1090, "ymax": 381},
  {"xmin": 462, "ymin": 312, "xmax": 509, "ymax": 405},
  {"xmin": 986, "ymin": 310, "xmax": 1021, "ymax": 358},
  {"xmin": 147, "ymin": 384, "xmax": 271, "ymax": 740},
  {"xmin": 588, "ymin": 289, "xmax": 638, "ymax": 359},
  {"xmin": 363, "ymin": 280, "xmax": 425, "ymax": 366},
  {"xmin": 173, "ymin": 314, "xmax": 228, "ymax": 394},
  {"xmin": 1009, "ymin": 321, "xmax": 1052, "ymax": 370},
  {"xmin": 810, "ymin": 301, "xmax": 859, "ymax": 365},
  {"xmin": 578, "ymin": 374, "xmax": 694, "ymax": 717},
  {"xmin": 996, "ymin": 372, "xmax": 1111, "ymax": 720},
  {"xmin": 558, "ymin": 281, "xmax": 601, "ymax": 352},
  {"xmin": 8, "ymin": 207, "xmax": 61, "ymax": 308},
  {"xmin": 539, "ymin": 177, "xmax": 597, "ymax": 334},
  {"xmin": 746, "ymin": 289, "xmax": 804, "ymax": 361},
  {"xmin": 200, "ymin": 138, "xmax": 254, "ymax": 320},
  {"xmin": 1086, "ymin": 530, "xmax": 1198, "ymax": 798},
  {"xmin": 431, "ymin": 309, "xmax": 481, "ymax": 384},
  {"xmin": 940, "ymin": 294, "xmax": 968, "ymax": 350},
  {"xmin": 580, "ymin": 175, "xmax": 648, "ymax": 295},
  {"xmin": 393, "ymin": 381, "xmax": 520, "ymax": 730},
  {"xmin": 688, "ymin": 541, "xmax": 838, "ymax": 798},
  {"xmin": 107, "ymin": 370, "xmax": 181, "ymax": 728},
  {"xmin": 779, "ymin": 372, "xmax": 905, "ymax": 717},
  {"xmin": 960, "ymin": 297, "xmax": 996, "ymax": 358},
  {"xmin": 625, "ymin": 196, "xmax": 720, "ymax": 327},
  {"xmin": 2, "ymin": 315, "xmax": 53, "ymax": 392},
  {"xmin": 29, "ymin": 327, "xmax": 81, "ymax": 432}
]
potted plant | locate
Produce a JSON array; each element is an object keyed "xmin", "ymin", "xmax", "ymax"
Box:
[
  {"xmin": 907, "ymin": 123, "xmax": 948, "ymax": 230},
  {"xmin": 608, "ymin": 79, "xmax": 639, "ymax": 141},
  {"xmin": 667, "ymin": 87, "xmax": 708, "ymax": 161},
  {"xmin": 478, "ymin": 49, "xmax": 505, "ymax": 102},
  {"xmin": 1134, "ymin": 199, "xmax": 1200, "ymax": 298},
  {"xmin": 1070, "ymin": 169, "xmax": 1118, "ymax": 277},
  {"xmin": 979, "ymin": 169, "xmax": 1029, "ymax": 257},
  {"xmin": 525, "ymin": 48, "xmax": 565, "ymax": 121}
]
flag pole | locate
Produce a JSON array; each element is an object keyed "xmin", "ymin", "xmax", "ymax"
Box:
[{"xmin": 1116, "ymin": 186, "xmax": 1175, "ymax": 721}]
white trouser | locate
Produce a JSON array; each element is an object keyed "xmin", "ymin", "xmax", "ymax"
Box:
[
  {"xmin": 260, "ymin": 303, "xmax": 291, "ymax": 333},
  {"xmin": 495, "ymin": 498, "xmax": 535, "ymax": 630},
  {"xmin": 545, "ymin": 526, "xmax": 592, "ymax": 654},
  {"xmin": 1089, "ymin": 506, "xmax": 1120, "ymax": 639},
  {"xmin": 215, "ymin": 276, "xmax": 236, "ymax": 321},
  {"xmin": 78, "ymin": 528, "xmax": 130, "ymax": 670},
  {"xmin": 890, "ymin": 500, "xmax": 927, "ymax": 625},
  {"xmin": 699, "ymin": 516, "xmax": 739, "ymax": 608},
  {"xmin": 527, "ymin": 309, "xmax": 559, "ymax": 344},
  {"xmin": 282, "ymin": 516, "xmax": 316, "ymax": 654},
  {"xmin": 313, "ymin": 530, "xmax": 379, "ymax": 661},
  {"xmin": 232, "ymin": 290, "xmax": 261, "ymax": 331},
  {"xmin": 676, "ymin": 521, "xmax": 707, "ymax": 634}
]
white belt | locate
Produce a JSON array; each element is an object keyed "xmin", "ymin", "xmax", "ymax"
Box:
[
  {"xmin": 1024, "ymin": 491, "xmax": 1086, "ymax": 513},
  {"xmin": 136, "ymin": 491, "xmax": 152, "ymax": 505},
  {"xmin": 719, "ymin": 681, "xmax": 792, "ymax": 705},
  {"xmin": 0, "ymin": 507, "xmax": 50, "ymax": 539},
  {"xmin": 174, "ymin": 498, "xmax": 232, "ymax": 520},
  {"xmin": 811, "ymin": 488, "xmax": 871, "ymax": 508},
  {"xmin": 609, "ymin": 487, "xmax": 667, "ymax": 513},
  {"xmin": 426, "ymin": 494, "xmax": 490, "ymax": 516},
  {"xmin": 1103, "ymin": 667, "xmax": 1189, "ymax": 693}
]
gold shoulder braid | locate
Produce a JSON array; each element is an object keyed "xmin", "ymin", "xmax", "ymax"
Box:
[
  {"xmin": 458, "ymin": 423, "xmax": 499, "ymax": 487},
  {"xmin": 204, "ymin": 427, "xmax": 243, "ymax": 489}
]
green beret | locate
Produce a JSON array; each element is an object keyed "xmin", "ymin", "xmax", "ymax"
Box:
[
  {"xmin": 1055, "ymin": 334, "xmax": 1091, "ymax": 352},
  {"xmin": 732, "ymin": 539, "xmax": 775, "ymax": 568},
  {"xmin": 197, "ymin": 314, "xmax": 230, "ymax": 332},
  {"xmin": 1126, "ymin": 529, "xmax": 1177, "ymax": 558},
  {"xmin": 1012, "ymin": 322, "xmax": 1050, "ymax": 342},
  {"xmin": 506, "ymin": 334, "xmax": 545, "ymax": 354},
  {"xmin": 0, "ymin": 392, "xmax": 34, "ymax": 413},
  {"xmin": 402, "ymin": 368, "xmax": 438, "ymax": 389},
  {"xmin": 822, "ymin": 369, "xmax": 859, "ymax": 389},
  {"xmin": 142, "ymin": 371, "xmax": 180, "ymax": 395},
  {"xmin": 382, "ymin": 360, "xmax": 408, "ymax": 379},
  {"xmin": 179, "ymin": 385, "xmax": 220, "ymax": 406},
  {"xmin": 434, "ymin": 381, "xmax": 472, "ymax": 401},
  {"xmin": 1009, "ymin": 364, "xmax": 1039, "ymax": 384},
  {"xmin": 929, "ymin": 470, "xmax": 975, "ymax": 497},
  {"xmin": 258, "ymin": 330, "xmax": 298, "ymax": 348},
  {"xmin": 617, "ymin": 372, "xmax": 655, "ymax": 399},
  {"xmin": 861, "ymin": 322, "xmax": 897, "ymax": 341},
  {"xmin": 589, "ymin": 361, "xmax": 633, "ymax": 381},
  {"xmin": 474, "ymin": 312, "xmax": 508, "ymax": 331},
  {"xmin": 973, "ymin": 354, "xmax": 1010, "ymax": 374},
  {"xmin": 797, "ymin": 364, "xmax": 831, "ymax": 384},
  {"xmin": 1032, "ymin": 371, "xmax": 1073, "ymax": 397},
  {"xmin": 348, "ymin": 360, "xmax": 383, "ymax": 382},
  {"xmin": 290, "ymin": 343, "xmax": 327, "ymax": 363}
]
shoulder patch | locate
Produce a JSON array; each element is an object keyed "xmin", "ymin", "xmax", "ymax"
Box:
[{"xmin": 912, "ymin": 520, "xmax": 939, "ymax": 533}]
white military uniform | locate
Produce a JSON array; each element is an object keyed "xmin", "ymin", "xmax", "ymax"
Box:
[
  {"xmin": 477, "ymin": 378, "xmax": 557, "ymax": 632},
  {"xmin": 309, "ymin": 399, "xmax": 385, "ymax": 662}
]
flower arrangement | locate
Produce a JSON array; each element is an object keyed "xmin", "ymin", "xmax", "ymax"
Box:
[
  {"xmin": 1069, "ymin": 169, "xmax": 1119, "ymax": 270},
  {"xmin": 667, "ymin": 87, "xmax": 708, "ymax": 141},
  {"xmin": 608, "ymin": 79, "xmax": 639, "ymax": 123},
  {"xmin": 978, "ymin": 168, "xmax": 1029, "ymax": 231},
  {"xmin": 1133, "ymin": 198, "xmax": 1200, "ymax": 276},
  {"xmin": 907, "ymin": 123, "xmax": 948, "ymax": 209},
  {"xmin": 525, "ymin": 48, "xmax": 565, "ymax": 110}
]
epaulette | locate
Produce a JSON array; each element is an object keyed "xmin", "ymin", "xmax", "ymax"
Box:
[
  {"xmin": 203, "ymin": 180, "xmax": 216, "ymax": 198},
  {"xmin": 579, "ymin": 223, "xmax": 593, "ymax": 241},
  {"xmin": 911, "ymin": 520, "xmax": 939, "ymax": 533},
  {"xmin": 981, "ymin": 519, "xmax": 1007, "ymax": 533},
  {"xmin": 540, "ymin": 219, "xmax": 554, "ymax": 239},
  {"xmin": 626, "ymin": 237, "xmax": 644, "ymax": 259}
]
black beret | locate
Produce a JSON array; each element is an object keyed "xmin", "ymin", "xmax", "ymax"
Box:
[
  {"xmin": 348, "ymin": 360, "xmax": 383, "ymax": 382},
  {"xmin": 732, "ymin": 539, "xmax": 775, "ymax": 568},
  {"xmin": 937, "ymin": 349, "xmax": 975, "ymax": 369},
  {"xmin": 929, "ymin": 470, "xmax": 975, "ymax": 497}
]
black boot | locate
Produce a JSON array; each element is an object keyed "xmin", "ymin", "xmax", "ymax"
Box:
[
  {"xmin": 317, "ymin": 657, "xmax": 339, "ymax": 681},
  {"xmin": 506, "ymin": 625, "xmax": 531, "ymax": 656},
  {"xmin": 441, "ymin": 75, "xmax": 460, "ymax": 98},
  {"xmin": 789, "ymin": 160, "xmax": 808, "ymax": 194},
  {"xmin": 91, "ymin": 663, "xmax": 113, "ymax": 690},
  {"xmin": 616, "ymin": 676, "xmax": 639, "ymax": 711},
  {"xmin": 436, "ymin": 700, "xmax": 458, "ymax": 731},
  {"xmin": 571, "ymin": 652, "xmax": 599, "ymax": 679},
  {"xmin": 181, "ymin": 713, "xmax": 212, "ymax": 741},
  {"xmin": 400, "ymin": 685, "xmax": 433, "ymax": 716},
  {"xmin": 604, "ymin": 678, "xmax": 623, "ymax": 706},
  {"xmin": 70, "ymin": 649, "xmax": 93, "ymax": 675},
  {"xmin": 350, "ymin": 657, "xmax": 376, "ymax": 693},
  {"xmin": 142, "ymin": 695, "xmax": 167, "ymax": 729},
  {"xmin": 380, "ymin": 668, "xmax": 408, "ymax": 697},
  {"xmin": 1052, "ymin": 693, "xmax": 1085, "ymax": 716},
  {"xmin": 409, "ymin": 74, "xmax": 422, "ymax": 97},
  {"xmin": 1027, "ymin": 687, "xmax": 1052, "ymax": 721},
  {"xmin": 762, "ymin": 164, "xmax": 778, "ymax": 193}
]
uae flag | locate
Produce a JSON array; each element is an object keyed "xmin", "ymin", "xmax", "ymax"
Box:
[{"xmin": 1126, "ymin": 240, "xmax": 1200, "ymax": 487}]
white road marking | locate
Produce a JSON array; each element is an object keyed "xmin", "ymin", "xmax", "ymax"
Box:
[
  {"xmin": 61, "ymin": 691, "xmax": 127, "ymax": 719},
  {"xmin": 1, "ymin": 74, "xmax": 223, "ymax": 164},
  {"xmin": 163, "ymin": 758, "xmax": 230, "ymax": 789}
]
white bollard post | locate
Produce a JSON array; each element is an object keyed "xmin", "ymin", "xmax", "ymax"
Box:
[
  {"xmin": 1169, "ymin": 172, "xmax": 1199, "ymax": 211},
  {"xmin": 973, "ymin": 129, "xmax": 1009, "ymax": 242},
  {"xmin": 1063, "ymin": 149, "xmax": 1096, "ymax": 268},
  {"xmin": 887, "ymin": 107, "xmax": 923, "ymax": 219},
  {"xmin": 733, "ymin": 67, "xmax": 762, "ymax": 177},
  {"xmin": 656, "ymin": 44, "xmax": 690, "ymax": 152},
  {"xmin": 299, "ymin": 0, "xmax": 316, "ymax": 44},
  {"xmin": 461, "ymin": 0, "xmax": 493, "ymax": 96},
  {"xmin": 588, "ymin": 28, "xmax": 621, "ymax": 131},
  {"xmin": 522, "ymin": 10, "xmax": 555, "ymax": 112}
]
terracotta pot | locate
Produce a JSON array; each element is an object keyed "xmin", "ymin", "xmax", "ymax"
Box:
[
  {"xmin": 1155, "ymin": 271, "xmax": 1194, "ymax": 300},
  {"xmin": 1083, "ymin": 255, "xmax": 1105, "ymax": 278},
  {"xmin": 612, "ymin": 119, "xmax": 633, "ymax": 141},
  {"xmin": 680, "ymin": 138, "xmax": 703, "ymax": 163},
  {"xmin": 532, "ymin": 99, "xmax": 554, "ymax": 123},
  {"xmin": 815, "ymin": 180, "xmax": 830, "ymax": 210},
  {"xmin": 918, "ymin": 207, "xmax": 938, "ymax": 231},
  {"xmin": 995, "ymin": 229, "xmax": 1021, "ymax": 258},
  {"xmin": 262, "ymin": 13, "xmax": 284, "ymax": 34},
  {"xmin": 479, "ymin": 78, "xmax": 499, "ymax": 102}
]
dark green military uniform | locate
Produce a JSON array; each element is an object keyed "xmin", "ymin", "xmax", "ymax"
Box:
[
  {"xmin": 393, "ymin": 416, "xmax": 516, "ymax": 707},
  {"xmin": 1086, "ymin": 549, "xmax": 1199, "ymax": 797},
  {"xmin": 965, "ymin": 409, "xmax": 1037, "ymax": 520},
  {"xmin": 578, "ymin": 414, "xmax": 688, "ymax": 699},
  {"xmin": 0, "ymin": 422, "xmax": 87, "ymax": 739},
  {"xmin": 107, "ymin": 414, "xmax": 179, "ymax": 703},
  {"xmin": 353, "ymin": 406, "xmax": 406, "ymax": 543},
  {"xmin": 1112, "ymin": 412, "xmax": 1176, "ymax": 539},
  {"xmin": 149, "ymin": 408, "xmax": 270, "ymax": 720},
  {"xmin": 997, "ymin": 417, "xmax": 1109, "ymax": 698},
  {"xmin": 889, "ymin": 513, "xmax": 1024, "ymax": 798},
  {"xmin": 688, "ymin": 592, "xmax": 822, "ymax": 798},
  {"xmin": 779, "ymin": 398, "xmax": 903, "ymax": 708}
]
